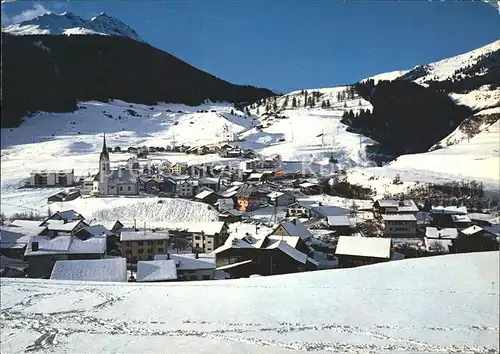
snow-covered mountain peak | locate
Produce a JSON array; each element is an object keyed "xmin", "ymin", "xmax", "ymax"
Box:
[{"xmin": 3, "ymin": 11, "xmax": 145, "ymax": 42}]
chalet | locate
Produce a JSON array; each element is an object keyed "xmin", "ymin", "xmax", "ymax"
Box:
[
  {"xmin": 267, "ymin": 191, "xmax": 296, "ymax": 207},
  {"xmin": 213, "ymin": 234, "xmax": 318, "ymax": 278},
  {"xmin": 120, "ymin": 229, "xmax": 169, "ymax": 263},
  {"xmin": 215, "ymin": 198, "xmax": 235, "ymax": 212},
  {"xmin": 454, "ymin": 225, "xmax": 500, "ymax": 253},
  {"xmin": 335, "ymin": 236, "xmax": 391, "ymax": 268},
  {"xmin": 43, "ymin": 210, "xmax": 85, "ymax": 223},
  {"xmin": 431, "ymin": 206, "xmax": 468, "ymax": 228},
  {"xmin": 41, "ymin": 219, "xmax": 89, "ymax": 237},
  {"xmin": 154, "ymin": 253, "xmax": 227, "ymax": 281},
  {"xmin": 177, "ymin": 181, "xmax": 194, "ymax": 198},
  {"xmin": 424, "ymin": 227, "xmax": 458, "ymax": 253},
  {"xmin": 50, "ymin": 258, "xmax": 127, "ymax": 282},
  {"xmin": 240, "ymin": 159, "xmax": 259, "ymax": 171},
  {"xmin": 219, "ymin": 209, "xmax": 244, "ymax": 223},
  {"xmin": 0, "ymin": 221, "xmax": 47, "ymax": 259},
  {"xmin": 326, "ymin": 215, "xmax": 353, "ymax": 234},
  {"xmin": 100, "ymin": 220, "xmax": 124, "ymax": 235},
  {"xmin": 235, "ymin": 184, "xmax": 260, "ymax": 212},
  {"xmin": 29, "ymin": 169, "xmax": 75, "ymax": 187},
  {"xmin": 381, "ymin": 214, "xmax": 417, "ymax": 238},
  {"xmin": 299, "ymin": 182, "xmax": 323, "ymax": 195},
  {"xmin": 373, "ymin": 199, "xmax": 419, "ymax": 215},
  {"xmin": 188, "ymin": 164, "xmax": 207, "ymax": 177},
  {"xmin": 270, "ymin": 219, "xmax": 313, "ymax": 242},
  {"xmin": 47, "ymin": 189, "xmax": 81, "ymax": 204},
  {"xmin": 194, "ymin": 190, "xmax": 219, "ymax": 205},
  {"xmin": 451, "ymin": 214, "xmax": 472, "ymax": 230},
  {"xmin": 189, "ymin": 222, "xmax": 229, "ymax": 253},
  {"xmin": 172, "ymin": 162, "xmax": 189, "ymax": 175},
  {"xmin": 136, "ymin": 260, "xmax": 178, "ymax": 282},
  {"xmin": 24, "ymin": 235, "xmax": 107, "ymax": 278},
  {"xmin": 199, "ymin": 177, "xmax": 220, "ymax": 192},
  {"xmin": 285, "ymin": 202, "xmax": 314, "ymax": 218}
]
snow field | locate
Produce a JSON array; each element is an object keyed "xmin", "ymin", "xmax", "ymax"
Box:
[{"xmin": 1, "ymin": 252, "xmax": 498, "ymax": 353}]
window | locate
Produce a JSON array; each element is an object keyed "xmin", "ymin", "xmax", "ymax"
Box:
[
  {"xmin": 195, "ymin": 243, "xmax": 200, "ymax": 248},
  {"xmin": 128, "ymin": 186, "xmax": 131, "ymax": 191},
  {"xmin": 120, "ymin": 186, "xmax": 123, "ymax": 191},
  {"xmin": 157, "ymin": 247, "xmax": 164, "ymax": 253},
  {"xmin": 207, "ymin": 239, "xmax": 212, "ymax": 243},
  {"xmin": 138, "ymin": 241, "xmax": 144, "ymax": 246},
  {"xmin": 147, "ymin": 241, "xmax": 154, "ymax": 246},
  {"xmin": 138, "ymin": 249, "xmax": 144, "ymax": 254},
  {"xmin": 157, "ymin": 240, "xmax": 163, "ymax": 245},
  {"xmin": 195, "ymin": 236, "xmax": 201, "ymax": 240}
]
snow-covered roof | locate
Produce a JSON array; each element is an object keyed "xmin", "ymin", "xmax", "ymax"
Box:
[
  {"xmin": 431, "ymin": 206, "xmax": 468, "ymax": 215},
  {"xmin": 425, "ymin": 227, "xmax": 459, "ymax": 239},
  {"xmin": 216, "ymin": 198, "xmax": 234, "ymax": 206},
  {"xmin": 195, "ymin": 190, "xmax": 214, "ymax": 200},
  {"xmin": 222, "ymin": 190, "xmax": 238, "ymax": 198},
  {"xmin": 50, "ymin": 258, "xmax": 127, "ymax": 282},
  {"xmin": 268, "ymin": 235, "xmax": 300, "ymax": 249},
  {"xmin": 170, "ymin": 254, "xmax": 215, "ymax": 270},
  {"xmin": 311, "ymin": 205, "xmax": 349, "ymax": 217},
  {"xmin": 44, "ymin": 220, "xmax": 86, "ymax": 232},
  {"xmin": 335, "ymin": 236, "xmax": 391, "ymax": 259},
  {"xmin": 266, "ymin": 240, "xmax": 307, "ymax": 264},
  {"xmin": 99, "ymin": 220, "xmax": 123, "ymax": 231},
  {"xmin": 467, "ymin": 213, "xmax": 498, "ymax": 224},
  {"xmin": 484, "ymin": 225, "xmax": 500, "ymax": 237},
  {"xmin": 215, "ymin": 259, "xmax": 252, "ymax": 271},
  {"xmin": 136, "ymin": 260, "xmax": 177, "ymax": 282},
  {"xmin": 460, "ymin": 225, "xmax": 484, "ymax": 236},
  {"xmin": 327, "ymin": 215, "xmax": 351, "ymax": 227},
  {"xmin": 199, "ymin": 177, "xmax": 219, "ymax": 184},
  {"xmin": 275, "ymin": 220, "xmax": 313, "ymax": 240},
  {"xmin": 248, "ymin": 173, "xmax": 264, "ymax": 179},
  {"xmin": 0, "ymin": 228, "xmax": 33, "ymax": 249},
  {"xmin": 267, "ymin": 191, "xmax": 284, "ymax": 199},
  {"xmin": 375, "ymin": 199, "xmax": 419, "ymax": 212},
  {"xmin": 381, "ymin": 214, "xmax": 417, "ymax": 222},
  {"xmin": 50, "ymin": 209, "xmax": 84, "ymax": 221},
  {"xmin": 120, "ymin": 230, "xmax": 169, "ymax": 242},
  {"xmin": 25, "ymin": 235, "xmax": 106, "ymax": 256},
  {"xmin": 299, "ymin": 182, "xmax": 316, "ymax": 188},
  {"xmin": 8, "ymin": 220, "xmax": 47, "ymax": 234},
  {"xmin": 82, "ymin": 224, "xmax": 113, "ymax": 237},
  {"xmin": 451, "ymin": 214, "xmax": 472, "ymax": 223}
]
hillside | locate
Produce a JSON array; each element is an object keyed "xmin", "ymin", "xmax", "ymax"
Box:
[
  {"xmin": 1, "ymin": 252, "xmax": 498, "ymax": 353},
  {"xmin": 1, "ymin": 33, "xmax": 274, "ymax": 128}
]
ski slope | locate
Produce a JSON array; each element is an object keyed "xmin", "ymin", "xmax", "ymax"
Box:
[
  {"xmin": 1, "ymin": 252, "xmax": 498, "ymax": 353},
  {"xmin": 0, "ymin": 98, "xmax": 379, "ymax": 217}
]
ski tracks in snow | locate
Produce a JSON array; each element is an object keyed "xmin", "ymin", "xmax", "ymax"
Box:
[{"xmin": 1, "ymin": 283, "xmax": 498, "ymax": 354}]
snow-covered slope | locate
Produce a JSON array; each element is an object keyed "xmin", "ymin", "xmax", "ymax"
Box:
[
  {"xmin": 430, "ymin": 106, "xmax": 500, "ymax": 151},
  {"xmin": 380, "ymin": 119, "xmax": 500, "ymax": 186},
  {"xmin": 361, "ymin": 70, "xmax": 409, "ymax": 84},
  {"xmin": 0, "ymin": 97, "xmax": 383, "ymax": 216},
  {"xmin": 3, "ymin": 12, "xmax": 144, "ymax": 42},
  {"xmin": 1, "ymin": 252, "xmax": 498, "ymax": 353},
  {"xmin": 411, "ymin": 40, "xmax": 500, "ymax": 86}
]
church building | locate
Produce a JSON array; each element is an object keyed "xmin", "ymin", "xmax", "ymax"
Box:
[{"xmin": 91, "ymin": 135, "xmax": 139, "ymax": 196}]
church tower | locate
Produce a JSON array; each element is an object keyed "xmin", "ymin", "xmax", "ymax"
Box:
[{"xmin": 98, "ymin": 134, "xmax": 110, "ymax": 195}]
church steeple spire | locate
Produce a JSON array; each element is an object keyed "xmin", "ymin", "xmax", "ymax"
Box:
[{"xmin": 100, "ymin": 133, "xmax": 109, "ymax": 160}]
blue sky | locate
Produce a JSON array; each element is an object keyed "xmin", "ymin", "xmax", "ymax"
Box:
[{"xmin": 2, "ymin": 1, "xmax": 499, "ymax": 92}]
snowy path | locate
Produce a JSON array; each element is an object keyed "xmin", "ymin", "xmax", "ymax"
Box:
[{"xmin": 1, "ymin": 252, "xmax": 498, "ymax": 353}]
